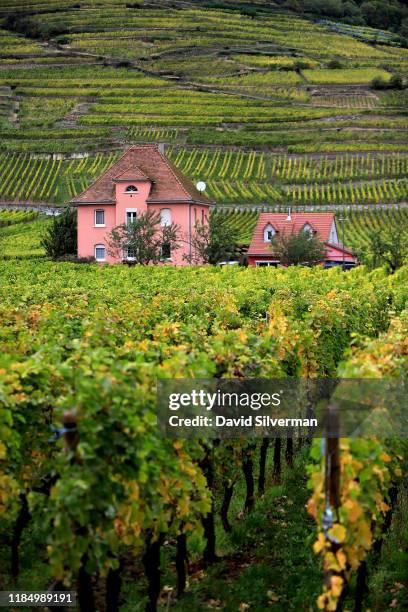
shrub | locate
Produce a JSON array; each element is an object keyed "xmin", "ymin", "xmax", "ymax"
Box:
[
  {"xmin": 55, "ymin": 255, "xmax": 96, "ymax": 264},
  {"xmin": 55, "ymin": 36, "xmax": 71, "ymax": 45},
  {"xmin": 294, "ymin": 60, "xmax": 312, "ymax": 71},
  {"xmin": 41, "ymin": 208, "xmax": 77, "ymax": 260},
  {"xmin": 187, "ymin": 213, "xmax": 238, "ymax": 265},
  {"xmin": 371, "ymin": 74, "xmax": 405, "ymax": 90},
  {"xmin": 271, "ymin": 230, "xmax": 326, "ymax": 266},
  {"xmin": 327, "ymin": 59, "xmax": 343, "ymax": 69},
  {"xmin": 389, "ymin": 74, "xmax": 405, "ymax": 90},
  {"xmin": 107, "ymin": 210, "xmax": 180, "ymax": 265},
  {"xmin": 371, "ymin": 76, "xmax": 389, "ymax": 90}
]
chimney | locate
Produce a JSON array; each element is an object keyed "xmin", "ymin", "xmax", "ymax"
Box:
[{"xmin": 158, "ymin": 143, "xmax": 165, "ymax": 154}]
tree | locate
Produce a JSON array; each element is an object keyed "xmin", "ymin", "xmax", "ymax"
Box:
[
  {"xmin": 371, "ymin": 75, "xmax": 388, "ymax": 89},
  {"xmin": 187, "ymin": 212, "xmax": 237, "ymax": 265},
  {"xmin": 342, "ymin": 0, "xmax": 363, "ymax": 20},
  {"xmin": 327, "ymin": 59, "xmax": 344, "ymax": 69},
  {"xmin": 271, "ymin": 230, "xmax": 326, "ymax": 266},
  {"xmin": 4, "ymin": 14, "xmax": 69, "ymax": 40},
  {"xmin": 389, "ymin": 73, "xmax": 405, "ymax": 90},
  {"xmin": 107, "ymin": 209, "xmax": 180, "ymax": 265},
  {"xmin": 41, "ymin": 207, "xmax": 77, "ymax": 260},
  {"xmin": 401, "ymin": 17, "xmax": 408, "ymax": 39},
  {"xmin": 360, "ymin": 227, "xmax": 408, "ymax": 273},
  {"xmin": 361, "ymin": 1, "xmax": 403, "ymax": 31},
  {"xmin": 303, "ymin": 0, "xmax": 344, "ymax": 19}
]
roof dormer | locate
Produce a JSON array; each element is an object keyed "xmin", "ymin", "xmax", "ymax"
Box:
[
  {"xmin": 264, "ymin": 223, "xmax": 277, "ymax": 242},
  {"xmin": 301, "ymin": 222, "xmax": 315, "ymax": 236}
]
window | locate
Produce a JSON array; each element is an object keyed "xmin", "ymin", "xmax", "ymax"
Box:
[
  {"xmin": 125, "ymin": 249, "xmax": 136, "ymax": 261},
  {"xmin": 94, "ymin": 209, "xmax": 105, "ymax": 226},
  {"xmin": 126, "ymin": 209, "xmax": 137, "ymax": 225},
  {"xmin": 160, "ymin": 208, "xmax": 172, "ymax": 227},
  {"xmin": 161, "ymin": 243, "xmax": 171, "ymax": 260},
  {"xmin": 95, "ymin": 244, "xmax": 106, "ymax": 261},
  {"xmin": 125, "ymin": 185, "xmax": 138, "ymax": 193},
  {"xmin": 263, "ymin": 224, "xmax": 276, "ymax": 242},
  {"xmin": 201, "ymin": 209, "xmax": 205, "ymax": 224},
  {"xmin": 302, "ymin": 223, "xmax": 314, "ymax": 236},
  {"xmin": 194, "ymin": 208, "xmax": 197, "ymax": 224}
]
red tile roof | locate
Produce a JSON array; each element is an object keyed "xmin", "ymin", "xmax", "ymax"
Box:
[
  {"xmin": 247, "ymin": 212, "xmax": 336, "ymax": 256},
  {"xmin": 113, "ymin": 165, "xmax": 150, "ymax": 182},
  {"xmin": 70, "ymin": 145, "xmax": 212, "ymax": 205}
]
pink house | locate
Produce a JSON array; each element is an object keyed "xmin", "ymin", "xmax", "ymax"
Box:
[
  {"xmin": 70, "ymin": 145, "xmax": 212, "ymax": 265},
  {"xmin": 247, "ymin": 213, "xmax": 357, "ymax": 268}
]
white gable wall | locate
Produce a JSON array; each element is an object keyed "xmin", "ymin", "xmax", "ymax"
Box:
[{"xmin": 329, "ymin": 220, "xmax": 339, "ymax": 244}]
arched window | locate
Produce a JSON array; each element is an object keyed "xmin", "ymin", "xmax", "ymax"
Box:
[
  {"xmin": 125, "ymin": 185, "xmax": 138, "ymax": 193},
  {"xmin": 263, "ymin": 223, "xmax": 276, "ymax": 242},
  {"xmin": 160, "ymin": 208, "xmax": 172, "ymax": 227},
  {"xmin": 95, "ymin": 244, "xmax": 106, "ymax": 262},
  {"xmin": 302, "ymin": 223, "xmax": 314, "ymax": 236}
]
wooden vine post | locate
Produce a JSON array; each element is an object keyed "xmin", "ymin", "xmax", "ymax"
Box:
[
  {"xmin": 322, "ymin": 402, "xmax": 344, "ymax": 612},
  {"xmin": 258, "ymin": 438, "xmax": 270, "ymax": 495},
  {"xmin": 142, "ymin": 531, "xmax": 164, "ymax": 612},
  {"xmin": 61, "ymin": 411, "xmax": 96, "ymax": 612},
  {"xmin": 242, "ymin": 443, "xmax": 255, "ymax": 513},
  {"xmin": 200, "ymin": 444, "xmax": 218, "ymax": 564}
]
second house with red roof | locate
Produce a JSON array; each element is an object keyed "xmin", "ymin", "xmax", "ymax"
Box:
[
  {"xmin": 247, "ymin": 212, "xmax": 357, "ymax": 268},
  {"xmin": 70, "ymin": 144, "xmax": 212, "ymax": 265}
]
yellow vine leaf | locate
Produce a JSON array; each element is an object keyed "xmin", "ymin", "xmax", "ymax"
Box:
[
  {"xmin": 307, "ymin": 496, "xmax": 317, "ymax": 518},
  {"xmin": 344, "ymin": 499, "xmax": 363, "ymax": 522},
  {"xmin": 357, "ymin": 520, "xmax": 372, "ymax": 549},
  {"xmin": 377, "ymin": 500, "xmax": 390, "ymax": 514},
  {"xmin": 324, "ymin": 552, "xmax": 341, "ymax": 572},
  {"xmin": 313, "ymin": 532, "xmax": 326, "ymax": 554},
  {"xmin": 336, "ymin": 550, "xmax": 347, "ymax": 570},
  {"xmin": 330, "ymin": 575, "xmax": 344, "ymax": 598},
  {"xmin": 328, "ymin": 523, "xmax": 347, "ymax": 543}
]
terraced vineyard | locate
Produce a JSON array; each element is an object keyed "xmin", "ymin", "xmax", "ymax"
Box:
[
  {"xmin": 1, "ymin": 150, "xmax": 407, "ymax": 210},
  {"xmin": 0, "ymin": 208, "xmax": 38, "ymax": 227}
]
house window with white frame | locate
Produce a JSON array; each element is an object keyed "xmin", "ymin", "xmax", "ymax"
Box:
[
  {"xmin": 94, "ymin": 209, "xmax": 105, "ymax": 227},
  {"xmin": 124, "ymin": 248, "xmax": 136, "ymax": 261},
  {"xmin": 263, "ymin": 223, "xmax": 276, "ymax": 242},
  {"xmin": 160, "ymin": 208, "xmax": 172, "ymax": 227},
  {"xmin": 95, "ymin": 244, "xmax": 106, "ymax": 261},
  {"xmin": 126, "ymin": 209, "xmax": 137, "ymax": 225},
  {"xmin": 302, "ymin": 223, "xmax": 314, "ymax": 236}
]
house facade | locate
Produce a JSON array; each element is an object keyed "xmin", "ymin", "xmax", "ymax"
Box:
[
  {"xmin": 71, "ymin": 144, "xmax": 212, "ymax": 265},
  {"xmin": 247, "ymin": 213, "xmax": 357, "ymax": 268}
]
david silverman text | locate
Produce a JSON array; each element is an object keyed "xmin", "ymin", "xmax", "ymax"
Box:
[{"xmin": 168, "ymin": 415, "xmax": 318, "ymax": 427}]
